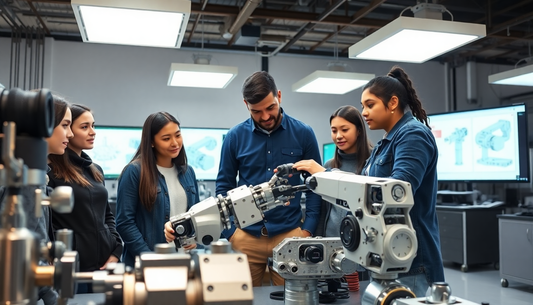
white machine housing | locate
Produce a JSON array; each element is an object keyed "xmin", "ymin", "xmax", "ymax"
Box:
[
  {"xmin": 272, "ymin": 237, "xmax": 357, "ymax": 280},
  {"xmin": 307, "ymin": 171, "xmax": 418, "ymax": 279}
]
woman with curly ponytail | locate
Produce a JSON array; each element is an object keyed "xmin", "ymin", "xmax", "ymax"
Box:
[{"xmin": 360, "ymin": 66, "xmax": 444, "ymax": 296}]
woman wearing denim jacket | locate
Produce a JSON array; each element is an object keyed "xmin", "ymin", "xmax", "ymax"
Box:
[
  {"xmin": 360, "ymin": 66, "xmax": 445, "ymax": 297},
  {"xmin": 116, "ymin": 112, "xmax": 200, "ymax": 267}
]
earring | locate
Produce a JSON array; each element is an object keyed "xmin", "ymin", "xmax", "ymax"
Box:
[{"xmin": 391, "ymin": 111, "xmax": 395, "ymax": 114}]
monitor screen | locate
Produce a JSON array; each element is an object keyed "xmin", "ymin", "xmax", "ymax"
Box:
[
  {"xmin": 180, "ymin": 127, "xmax": 228, "ymax": 181},
  {"xmin": 323, "ymin": 142, "xmax": 336, "ymax": 164},
  {"xmin": 85, "ymin": 126, "xmax": 228, "ymax": 180},
  {"xmin": 429, "ymin": 104, "xmax": 529, "ymax": 182},
  {"xmin": 85, "ymin": 126, "xmax": 142, "ymax": 179}
]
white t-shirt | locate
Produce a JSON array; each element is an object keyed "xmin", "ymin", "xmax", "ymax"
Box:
[{"xmin": 156, "ymin": 164, "xmax": 187, "ymax": 217}]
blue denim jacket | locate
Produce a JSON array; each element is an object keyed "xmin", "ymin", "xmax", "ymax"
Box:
[
  {"xmin": 362, "ymin": 112, "xmax": 445, "ymax": 283},
  {"xmin": 116, "ymin": 162, "xmax": 200, "ymax": 267}
]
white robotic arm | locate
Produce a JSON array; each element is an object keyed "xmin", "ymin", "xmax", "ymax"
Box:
[{"xmin": 169, "ymin": 164, "xmax": 307, "ymax": 247}]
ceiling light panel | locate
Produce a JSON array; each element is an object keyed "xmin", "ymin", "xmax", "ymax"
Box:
[{"xmin": 72, "ymin": 0, "xmax": 191, "ymax": 48}]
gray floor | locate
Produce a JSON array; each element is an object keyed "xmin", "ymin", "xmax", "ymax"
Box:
[{"xmin": 443, "ymin": 262, "xmax": 533, "ymax": 305}]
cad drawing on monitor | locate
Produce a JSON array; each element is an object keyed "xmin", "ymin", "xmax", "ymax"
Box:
[
  {"xmin": 444, "ymin": 127, "xmax": 468, "ymax": 165},
  {"xmin": 180, "ymin": 128, "xmax": 228, "ymax": 181},
  {"xmin": 475, "ymin": 119, "xmax": 512, "ymax": 167},
  {"xmin": 429, "ymin": 104, "xmax": 529, "ymax": 183}
]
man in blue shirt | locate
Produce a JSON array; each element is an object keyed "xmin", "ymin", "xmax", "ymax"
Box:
[{"xmin": 216, "ymin": 71, "xmax": 322, "ymax": 287}]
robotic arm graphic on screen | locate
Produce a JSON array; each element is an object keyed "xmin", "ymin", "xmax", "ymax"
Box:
[
  {"xmin": 187, "ymin": 136, "xmax": 217, "ymax": 171},
  {"xmin": 444, "ymin": 127, "xmax": 468, "ymax": 165},
  {"xmin": 475, "ymin": 120, "xmax": 512, "ymax": 167}
]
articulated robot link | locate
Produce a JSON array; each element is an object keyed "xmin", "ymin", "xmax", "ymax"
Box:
[{"xmin": 169, "ymin": 164, "xmax": 307, "ymax": 248}]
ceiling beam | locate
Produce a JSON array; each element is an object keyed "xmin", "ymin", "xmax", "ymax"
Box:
[
  {"xmin": 309, "ymin": 0, "xmax": 385, "ymax": 52},
  {"xmin": 187, "ymin": 0, "xmax": 209, "ymax": 44},
  {"xmin": 26, "ymin": 0, "xmax": 50, "ymax": 35},
  {"xmin": 488, "ymin": 10, "xmax": 533, "ymax": 35},
  {"xmin": 460, "ymin": 31, "xmax": 533, "ymax": 58},
  {"xmin": 281, "ymin": 0, "xmax": 347, "ymax": 52},
  {"xmin": 190, "ymin": 3, "xmax": 386, "ymax": 28},
  {"xmin": 475, "ymin": 0, "xmax": 531, "ymax": 24}
]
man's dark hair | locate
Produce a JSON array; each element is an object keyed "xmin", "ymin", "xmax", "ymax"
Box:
[{"xmin": 242, "ymin": 71, "xmax": 278, "ymax": 105}]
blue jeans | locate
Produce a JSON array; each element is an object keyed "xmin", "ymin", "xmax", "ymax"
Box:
[{"xmin": 397, "ymin": 273, "xmax": 430, "ymax": 297}]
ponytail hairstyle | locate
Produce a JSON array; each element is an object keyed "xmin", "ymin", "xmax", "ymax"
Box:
[
  {"xmin": 48, "ymin": 104, "xmax": 104, "ymax": 187},
  {"xmin": 362, "ymin": 66, "xmax": 430, "ymax": 129},
  {"xmin": 126, "ymin": 112, "xmax": 188, "ymax": 211},
  {"xmin": 329, "ymin": 105, "xmax": 373, "ymax": 174}
]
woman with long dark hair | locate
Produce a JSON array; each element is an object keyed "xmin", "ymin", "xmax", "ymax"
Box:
[
  {"xmin": 360, "ymin": 66, "xmax": 444, "ymax": 296},
  {"xmin": 293, "ymin": 105, "xmax": 372, "ymax": 237},
  {"xmin": 116, "ymin": 112, "xmax": 200, "ymax": 267},
  {"xmin": 48, "ymin": 104, "xmax": 122, "ymax": 293}
]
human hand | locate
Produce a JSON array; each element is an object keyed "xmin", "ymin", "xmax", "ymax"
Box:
[
  {"xmin": 164, "ymin": 221, "xmax": 176, "ymax": 243},
  {"xmin": 292, "ymin": 160, "xmax": 326, "ymax": 175},
  {"xmin": 100, "ymin": 255, "xmax": 119, "ymax": 270}
]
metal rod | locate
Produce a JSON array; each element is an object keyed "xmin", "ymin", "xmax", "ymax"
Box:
[
  {"xmin": 41, "ymin": 29, "xmax": 45, "ymax": 88},
  {"xmin": 29, "ymin": 27, "xmax": 34, "ymax": 89},
  {"xmin": 10, "ymin": 30, "xmax": 14, "ymax": 88},
  {"xmin": 23, "ymin": 28, "xmax": 28, "ymax": 90}
]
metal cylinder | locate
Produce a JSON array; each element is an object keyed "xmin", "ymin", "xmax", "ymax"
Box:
[
  {"xmin": 55, "ymin": 229, "xmax": 73, "ymax": 251},
  {"xmin": 330, "ymin": 250, "xmax": 357, "ymax": 274},
  {"xmin": 0, "ymin": 227, "xmax": 38, "ymax": 305},
  {"xmin": 155, "ymin": 243, "xmax": 176, "ymax": 254},
  {"xmin": 210, "ymin": 240, "xmax": 232, "ymax": 254},
  {"xmin": 284, "ymin": 279, "xmax": 319, "ymax": 305},
  {"xmin": 362, "ymin": 279, "xmax": 415, "ymax": 305}
]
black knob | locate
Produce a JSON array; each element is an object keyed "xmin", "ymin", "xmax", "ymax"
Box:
[
  {"xmin": 202, "ymin": 235, "xmax": 214, "ymax": 245},
  {"xmin": 306, "ymin": 176, "xmax": 318, "ymax": 190},
  {"xmin": 340, "ymin": 215, "xmax": 360, "ymax": 252},
  {"xmin": 304, "ymin": 246, "xmax": 323, "ymax": 263},
  {"xmin": 355, "ymin": 208, "xmax": 363, "ymax": 219}
]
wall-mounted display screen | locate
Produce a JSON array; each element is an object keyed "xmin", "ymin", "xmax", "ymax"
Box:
[
  {"xmin": 180, "ymin": 127, "xmax": 228, "ymax": 181},
  {"xmin": 429, "ymin": 104, "xmax": 529, "ymax": 183},
  {"xmin": 84, "ymin": 126, "xmax": 142, "ymax": 179},
  {"xmin": 322, "ymin": 142, "xmax": 336, "ymax": 164},
  {"xmin": 85, "ymin": 126, "xmax": 228, "ymax": 180}
]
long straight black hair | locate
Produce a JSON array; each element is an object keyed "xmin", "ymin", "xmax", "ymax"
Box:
[
  {"xmin": 329, "ymin": 105, "xmax": 372, "ymax": 174},
  {"xmin": 127, "ymin": 112, "xmax": 188, "ymax": 211}
]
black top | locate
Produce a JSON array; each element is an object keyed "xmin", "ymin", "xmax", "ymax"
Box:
[{"xmin": 48, "ymin": 148, "xmax": 123, "ymax": 272}]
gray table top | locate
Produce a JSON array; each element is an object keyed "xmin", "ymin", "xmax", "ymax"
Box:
[{"xmin": 67, "ymin": 281, "xmax": 367, "ymax": 305}]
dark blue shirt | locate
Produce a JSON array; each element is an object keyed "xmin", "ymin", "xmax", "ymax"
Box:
[
  {"xmin": 362, "ymin": 112, "xmax": 445, "ymax": 283},
  {"xmin": 116, "ymin": 162, "xmax": 200, "ymax": 267},
  {"xmin": 216, "ymin": 109, "xmax": 322, "ymax": 238}
]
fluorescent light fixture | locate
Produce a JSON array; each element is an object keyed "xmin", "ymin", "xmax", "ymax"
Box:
[
  {"xmin": 349, "ymin": 16, "xmax": 485, "ymax": 63},
  {"xmin": 488, "ymin": 64, "xmax": 533, "ymax": 86},
  {"xmin": 292, "ymin": 70, "xmax": 375, "ymax": 95},
  {"xmin": 71, "ymin": 0, "xmax": 191, "ymax": 48},
  {"xmin": 168, "ymin": 63, "xmax": 238, "ymax": 89}
]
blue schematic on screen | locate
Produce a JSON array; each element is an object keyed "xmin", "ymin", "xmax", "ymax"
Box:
[{"xmin": 429, "ymin": 104, "xmax": 529, "ymax": 183}]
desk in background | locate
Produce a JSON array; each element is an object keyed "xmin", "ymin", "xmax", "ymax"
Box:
[
  {"xmin": 436, "ymin": 205, "xmax": 504, "ymax": 272},
  {"xmin": 498, "ymin": 214, "xmax": 533, "ymax": 287}
]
